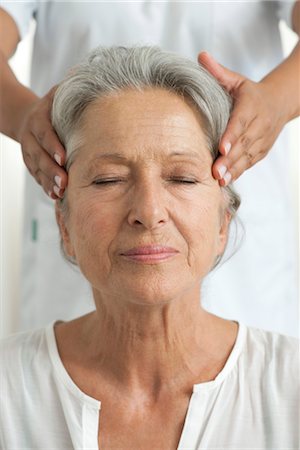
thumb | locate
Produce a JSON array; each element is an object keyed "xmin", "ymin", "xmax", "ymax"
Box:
[{"xmin": 198, "ymin": 51, "xmax": 244, "ymax": 93}]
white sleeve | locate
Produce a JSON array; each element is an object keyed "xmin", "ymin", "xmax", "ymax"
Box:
[
  {"xmin": 1, "ymin": 1, "xmax": 37, "ymax": 39},
  {"xmin": 277, "ymin": 0, "xmax": 295, "ymax": 29}
]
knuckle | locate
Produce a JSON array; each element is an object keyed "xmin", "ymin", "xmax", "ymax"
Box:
[
  {"xmin": 22, "ymin": 152, "xmax": 33, "ymax": 173},
  {"xmin": 257, "ymin": 148, "xmax": 266, "ymax": 159},
  {"xmin": 245, "ymin": 150, "xmax": 253, "ymax": 161},
  {"xmin": 240, "ymin": 134, "xmax": 251, "ymax": 150},
  {"xmin": 34, "ymin": 168, "xmax": 42, "ymax": 180},
  {"xmin": 242, "ymin": 151, "xmax": 253, "ymax": 168},
  {"xmin": 36, "ymin": 129, "xmax": 47, "ymax": 143},
  {"xmin": 22, "ymin": 147, "xmax": 31, "ymax": 162},
  {"xmin": 238, "ymin": 115, "xmax": 248, "ymax": 130},
  {"xmin": 228, "ymin": 130, "xmax": 238, "ymax": 144}
]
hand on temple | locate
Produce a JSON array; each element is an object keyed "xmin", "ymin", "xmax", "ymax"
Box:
[
  {"xmin": 198, "ymin": 51, "xmax": 289, "ymax": 186},
  {"xmin": 18, "ymin": 85, "xmax": 67, "ymax": 199}
]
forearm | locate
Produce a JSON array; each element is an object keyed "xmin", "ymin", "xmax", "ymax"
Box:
[
  {"xmin": 260, "ymin": 40, "xmax": 300, "ymax": 123},
  {"xmin": 0, "ymin": 49, "xmax": 38, "ymax": 142}
]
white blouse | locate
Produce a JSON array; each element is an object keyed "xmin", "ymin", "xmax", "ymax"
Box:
[{"xmin": 0, "ymin": 320, "xmax": 298, "ymax": 449}]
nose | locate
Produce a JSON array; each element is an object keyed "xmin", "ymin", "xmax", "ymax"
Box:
[{"xmin": 127, "ymin": 178, "xmax": 169, "ymax": 230}]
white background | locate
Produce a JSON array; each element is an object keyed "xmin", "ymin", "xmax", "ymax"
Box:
[{"xmin": 0, "ymin": 20, "xmax": 299, "ymax": 338}]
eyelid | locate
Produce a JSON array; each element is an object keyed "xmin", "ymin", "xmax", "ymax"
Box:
[
  {"xmin": 92, "ymin": 178, "xmax": 199, "ymax": 187},
  {"xmin": 169, "ymin": 178, "xmax": 198, "ymax": 184},
  {"xmin": 93, "ymin": 178, "xmax": 124, "ymax": 184}
]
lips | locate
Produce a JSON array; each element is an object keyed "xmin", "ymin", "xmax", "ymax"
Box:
[{"xmin": 121, "ymin": 245, "xmax": 178, "ymax": 256}]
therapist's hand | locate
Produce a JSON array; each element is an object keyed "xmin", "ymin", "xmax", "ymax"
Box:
[
  {"xmin": 19, "ymin": 86, "xmax": 67, "ymax": 199},
  {"xmin": 198, "ymin": 51, "xmax": 287, "ymax": 186}
]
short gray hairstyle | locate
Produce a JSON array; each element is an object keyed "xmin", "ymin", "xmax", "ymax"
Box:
[{"xmin": 52, "ymin": 45, "xmax": 242, "ymax": 268}]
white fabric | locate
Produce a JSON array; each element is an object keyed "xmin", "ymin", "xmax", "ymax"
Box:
[
  {"xmin": 1, "ymin": 1, "xmax": 298, "ymax": 336},
  {"xmin": 0, "ymin": 320, "xmax": 299, "ymax": 448}
]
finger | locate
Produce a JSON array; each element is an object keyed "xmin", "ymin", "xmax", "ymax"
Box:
[
  {"xmin": 22, "ymin": 133, "xmax": 67, "ymax": 196},
  {"xmin": 224, "ymin": 134, "xmax": 263, "ymax": 171},
  {"xmin": 226, "ymin": 122, "xmax": 265, "ymax": 169},
  {"xmin": 38, "ymin": 147, "xmax": 68, "ymax": 191},
  {"xmin": 29, "ymin": 125, "xmax": 67, "ymax": 183},
  {"xmin": 213, "ymin": 133, "xmax": 263, "ymax": 181},
  {"xmin": 198, "ymin": 51, "xmax": 244, "ymax": 92},
  {"xmin": 31, "ymin": 124, "xmax": 66, "ymax": 166},
  {"xmin": 226, "ymin": 148, "xmax": 265, "ymax": 183},
  {"xmin": 36, "ymin": 169, "xmax": 63, "ymax": 199},
  {"xmin": 219, "ymin": 109, "xmax": 257, "ymax": 156},
  {"xmin": 216, "ymin": 142, "xmax": 266, "ymax": 187}
]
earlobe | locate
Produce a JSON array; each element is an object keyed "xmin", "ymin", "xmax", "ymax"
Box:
[{"xmin": 55, "ymin": 201, "xmax": 76, "ymax": 258}]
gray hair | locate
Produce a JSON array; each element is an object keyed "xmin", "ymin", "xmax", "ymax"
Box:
[{"xmin": 52, "ymin": 45, "xmax": 242, "ymax": 268}]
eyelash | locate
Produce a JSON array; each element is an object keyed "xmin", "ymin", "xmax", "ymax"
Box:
[{"xmin": 93, "ymin": 178, "xmax": 198, "ymax": 186}]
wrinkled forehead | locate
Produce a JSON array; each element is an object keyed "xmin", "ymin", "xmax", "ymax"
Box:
[{"xmin": 66, "ymin": 88, "xmax": 212, "ymax": 168}]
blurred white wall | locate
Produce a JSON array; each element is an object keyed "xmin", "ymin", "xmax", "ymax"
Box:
[{"xmin": 0, "ymin": 20, "xmax": 299, "ymax": 338}]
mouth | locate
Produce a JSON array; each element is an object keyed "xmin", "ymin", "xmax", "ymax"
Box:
[{"xmin": 120, "ymin": 245, "xmax": 179, "ymax": 263}]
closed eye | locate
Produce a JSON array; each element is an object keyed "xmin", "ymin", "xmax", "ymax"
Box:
[
  {"xmin": 170, "ymin": 178, "xmax": 198, "ymax": 184},
  {"xmin": 92, "ymin": 178, "xmax": 198, "ymax": 186},
  {"xmin": 93, "ymin": 179, "xmax": 123, "ymax": 185}
]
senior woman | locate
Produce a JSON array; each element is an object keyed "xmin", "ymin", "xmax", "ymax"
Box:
[{"xmin": 0, "ymin": 46, "xmax": 298, "ymax": 449}]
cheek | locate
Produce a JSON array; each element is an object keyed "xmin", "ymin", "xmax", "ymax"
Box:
[
  {"xmin": 179, "ymin": 197, "xmax": 222, "ymax": 271},
  {"xmin": 68, "ymin": 199, "xmax": 118, "ymax": 272}
]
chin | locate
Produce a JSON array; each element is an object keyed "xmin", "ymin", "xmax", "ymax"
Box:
[{"xmin": 114, "ymin": 273, "xmax": 191, "ymax": 306}]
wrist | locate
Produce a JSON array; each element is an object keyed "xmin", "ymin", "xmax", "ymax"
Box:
[
  {"xmin": 260, "ymin": 43, "xmax": 300, "ymax": 123},
  {"xmin": 0, "ymin": 81, "xmax": 39, "ymax": 143},
  {"xmin": 259, "ymin": 77, "xmax": 292, "ymax": 126},
  {"xmin": 14, "ymin": 90, "xmax": 39, "ymax": 143}
]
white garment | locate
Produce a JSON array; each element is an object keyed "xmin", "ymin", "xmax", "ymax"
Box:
[
  {"xmin": 0, "ymin": 320, "xmax": 299, "ymax": 449},
  {"xmin": 1, "ymin": 1, "xmax": 298, "ymax": 335}
]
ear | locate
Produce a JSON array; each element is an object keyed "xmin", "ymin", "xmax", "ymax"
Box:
[
  {"xmin": 217, "ymin": 210, "xmax": 232, "ymax": 256},
  {"xmin": 55, "ymin": 201, "xmax": 76, "ymax": 259}
]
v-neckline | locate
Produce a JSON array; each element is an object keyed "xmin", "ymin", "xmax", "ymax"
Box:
[{"xmin": 46, "ymin": 319, "xmax": 246, "ymax": 448}]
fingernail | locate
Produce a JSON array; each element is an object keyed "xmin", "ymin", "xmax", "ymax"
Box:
[
  {"xmin": 223, "ymin": 171, "xmax": 232, "ymax": 185},
  {"xmin": 218, "ymin": 165, "xmax": 227, "ymax": 179},
  {"xmin": 53, "ymin": 185, "xmax": 60, "ymax": 196},
  {"xmin": 54, "ymin": 175, "xmax": 62, "ymax": 188},
  {"xmin": 48, "ymin": 190, "xmax": 53, "ymax": 198},
  {"xmin": 224, "ymin": 142, "xmax": 232, "ymax": 155},
  {"xmin": 54, "ymin": 153, "xmax": 62, "ymax": 166}
]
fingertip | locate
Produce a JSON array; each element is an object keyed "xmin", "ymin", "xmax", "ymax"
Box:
[
  {"xmin": 48, "ymin": 190, "xmax": 57, "ymax": 200},
  {"xmin": 212, "ymin": 161, "xmax": 222, "ymax": 180},
  {"xmin": 218, "ymin": 147, "xmax": 226, "ymax": 157},
  {"xmin": 219, "ymin": 140, "xmax": 232, "ymax": 156},
  {"xmin": 198, "ymin": 50, "xmax": 209, "ymax": 60},
  {"xmin": 53, "ymin": 185, "xmax": 65, "ymax": 199},
  {"xmin": 212, "ymin": 168, "xmax": 219, "ymax": 181},
  {"xmin": 223, "ymin": 171, "xmax": 232, "ymax": 186},
  {"xmin": 60, "ymin": 180, "xmax": 67, "ymax": 190},
  {"xmin": 60, "ymin": 171, "xmax": 68, "ymax": 189},
  {"xmin": 54, "ymin": 153, "xmax": 63, "ymax": 166},
  {"xmin": 224, "ymin": 142, "xmax": 232, "ymax": 155}
]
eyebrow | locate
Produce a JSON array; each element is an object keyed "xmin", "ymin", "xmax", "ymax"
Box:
[{"xmin": 91, "ymin": 151, "xmax": 204, "ymax": 162}]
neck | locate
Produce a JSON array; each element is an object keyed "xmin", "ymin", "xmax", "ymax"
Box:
[{"xmin": 78, "ymin": 285, "xmax": 233, "ymax": 400}]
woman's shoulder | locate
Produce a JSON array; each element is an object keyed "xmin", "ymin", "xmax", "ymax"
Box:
[
  {"xmin": 242, "ymin": 324, "xmax": 299, "ymax": 383},
  {"xmin": 0, "ymin": 325, "xmax": 51, "ymax": 377},
  {"xmin": 245, "ymin": 325, "xmax": 298, "ymax": 355}
]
